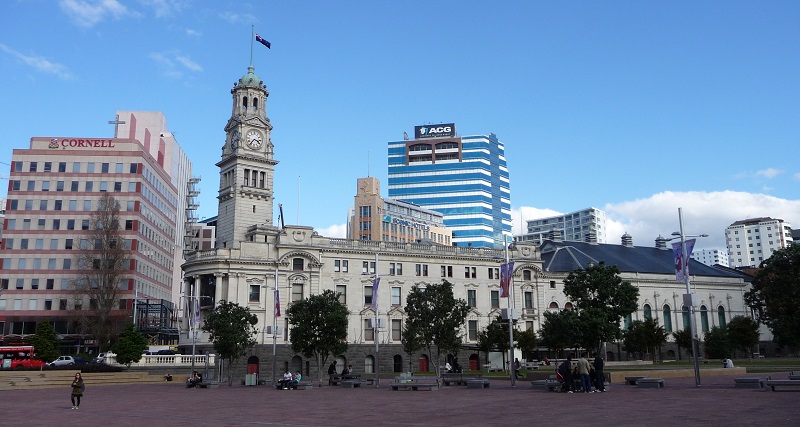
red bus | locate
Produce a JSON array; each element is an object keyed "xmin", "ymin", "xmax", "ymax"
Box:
[{"xmin": 0, "ymin": 346, "xmax": 47, "ymax": 369}]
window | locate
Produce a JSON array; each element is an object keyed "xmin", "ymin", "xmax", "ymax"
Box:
[
  {"xmin": 336, "ymin": 285, "xmax": 347, "ymax": 304},
  {"xmin": 37, "ymin": 219, "xmax": 46, "ymax": 230},
  {"xmin": 101, "ymin": 163, "xmax": 109, "ymax": 173},
  {"xmin": 16, "ymin": 278, "xmax": 25, "ymax": 289},
  {"xmin": 488, "ymin": 267, "xmax": 499, "ymax": 279},
  {"xmin": 87, "ymin": 200, "xmax": 94, "ymax": 211},
  {"xmin": 56, "ymin": 181, "xmax": 64, "ymax": 191},
  {"xmin": 364, "ymin": 319, "xmax": 375, "ymax": 341},
  {"xmin": 73, "ymin": 162, "xmax": 81, "ymax": 172},
  {"xmin": 468, "ymin": 320, "xmax": 478, "ymax": 341},
  {"xmin": 45, "ymin": 300, "xmax": 53, "ymax": 310},
  {"xmin": 63, "ymin": 259, "xmax": 71, "ymax": 269},
  {"xmin": 391, "ymin": 287, "xmax": 401, "ymax": 306},
  {"xmin": 11, "ymin": 180, "xmax": 20, "ymax": 191},
  {"xmin": 524, "ymin": 291, "xmax": 533, "ymax": 309},
  {"xmin": 682, "ymin": 306, "xmax": 691, "ymax": 330},
  {"xmin": 389, "ymin": 263, "xmax": 396, "ymax": 275},
  {"xmin": 54, "ymin": 200, "xmax": 62, "ymax": 210},
  {"xmin": 59, "ymin": 299, "xmax": 68, "ymax": 310},
  {"xmin": 415, "ymin": 263, "xmax": 428, "ymax": 276},
  {"xmin": 663, "ymin": 305, "xmax": 672, "ymax": 333},
  {"xmin": 85, "ymin": 181, "xmax": 93, "ymax": 191},
  {"xmin": 249, "ymin": 285, "xmax": 260, "ymax": 303},
  {"xmin": 549, "ymin": 280, "xmax": 557, "ymax": 289},
  {"xmin": 341, "ymin": 260, "xmax": 348, "ymax": 272},
  {"xmin": 129, "ymin": 163, "xmax": 137, "ymax": 173},
  {"xmin": 643, "ymin": 304, "xmax": 652, "ymax": 320},
  {"xmin": 27, "ymin": 181, "xmax": 35, "ymax": 191},
  {"xmin": 125, "ymin": 220, "xmax": 133, "ymax": 230},
  {"xmin": 99, "ymin": 181, "xmax": 108, "ymax": 192},
  {"xmin": 395, "ymin": 263, "xmax": 402, "ymax": 275},
  {"xmin": 624, "ymin": 314, "xmax": 633, "ymax": 330},
  {"xmin": 362, "ymin": 261, "xmax": 375, "ymax": 275},
  {"xmin": 39, "ymin": 200, "xmax": 48, "ymax": 210},
  {"xmin": 717, "ymin": 306, "xmax": 726, "ymax": 328},
  {"xmin": 467, "ymin": 290, "xmax": 477, "ymax": 308},
  {"xmin": 46, "ymin": 279, "xmax": 54, "ymax": 290},
  {"xmin": 128, "ymin": 182, "xmax": 136, "ymax": 192},
  {"xmin": 31, "ymin": 279, "xmax": 39, "ymax": 290},
  {"xmin": 115, "ymin": 163, "xmax": 123, "ymax": 173},
  {"xmin": 490, "ymin": 290, "xmax": 499, "ymax": 308},
  {"xmin": 30, "ymin": 162, "xmax": 38, "ymax": 172},
  {"xmin": 50, "ymin": 239, "xmax": 58, "ymax": 250},
  {"xmin": 67, "ymin": 219, "xmax": 75, "ymax": 230},
  {"xmin": 700, "ymin": 306, "xmax": 709, "ymax": 332},
  {"xmin": 364, "ymin": 286, "xmax": 373, "ymax": 306},
  {"xmin": 334, "ymin": 260, "xmax": 341, "ymax": 272},
  {"xmin": 69, "ymin": 200, "xmax": 77, "ymax": 210},
  {"xmin": 292, "ymin": 258, "xmax": 304, "ymax": 271},
  {"xmin": 523, "ymin": 270, "xmax": 532, "ymax": 281},
  {"xmin": 71, "ymin": 181, "xmax": 79, "ymax": 191},
  {"xmin": 82, "ymin": 219, "xmax": 90, "ymax": 230},
  {"xmin": 391, "ymin": 319, "xmax": 402, "ymax": 341},
  {"xmin": 58, "ymin": 162, "xmax": 66, "ymax": 172},
  {"xmin": 291, "ymin": 283, "xmax": 303, "ymax": 302},
  {"xmin": 35, "ymin": 239, "xmax": 43, "ymax": 249}
]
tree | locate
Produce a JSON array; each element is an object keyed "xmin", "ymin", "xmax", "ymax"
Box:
[
  {"xmin": 562, "ymin": 262, "xmax": 639, "ymax": 353},
  {"xmin": 402, "ymin": 280, "xmax": 469, "ymax": 384},
  {"xmin": 287, "ymin": 290, "xmax": 349, "ymax": 382},
  {"xmin": 745, "ymin": 244, "xmax": 800, "ymax": 349},
  {"xmin": 539, "ymin": 309, "xmax": 580, "ymax": 356},
  {"xmin": 622, "ymin": 318, "xmax": 668, "ymax": 360},
  {"xmin": 72, "ymin": 193, "xmax": 129, "ymax": 350},
  {"xmin": 672, "ymin": 328, "xmax": 693, "ymax": 358},
  {"xmin": 515, "ymin": 328, "xmax": 539, "ymax": 362},
  {"xmin": 476, "ymin": 317, "xmax": 511, "ymax": 369},
  {"xmin": 28, "ymin": 319, "xmax": 60, "ymax": 367},
  {"xmin": 201, "ymin": 300, "xmax": 258, "ymax": 385},
  {"xmin": 704, "ymin": 326, "xmax": 732, "ymax": 359},
  {"xmin": 113, "ymin": 324, "xmax": 148, "ymax": 368},
  {"xmin": 726, "ymin": 315, "xmax": 760, "ymax": 358}
]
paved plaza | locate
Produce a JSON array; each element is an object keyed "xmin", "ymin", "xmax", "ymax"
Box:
[{"xmin": 1, "ymin": 373, "xmax": 797, "ymax": 426}]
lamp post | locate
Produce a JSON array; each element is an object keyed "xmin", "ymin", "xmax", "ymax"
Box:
[
  {"xmin": 263, "ymin": 270, "xmax": 291, "ymax": 386},
  {"xmin": 504, "ymin": 235, "xmax": 516, "ymax": 388},
  {"xmin": 672, "ymin": 207, "xmax": 708, "ymax": 387}
]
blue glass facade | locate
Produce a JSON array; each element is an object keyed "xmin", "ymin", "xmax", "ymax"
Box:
[{"xmin": 387, "ymin": 133, "xmax": 511, "ymax": 248}]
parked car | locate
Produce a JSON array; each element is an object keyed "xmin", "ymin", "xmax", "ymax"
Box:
[
  {"xmin": 94, "ymin": 352, "xmax": 116, "ymax": 364},
  {"xmin": 156, "ymin": 349, "xmax": 178, "ymax": 355},
  {"xmin": 49, "ymin": 355, "xmax": 91, "ymax": 366}
]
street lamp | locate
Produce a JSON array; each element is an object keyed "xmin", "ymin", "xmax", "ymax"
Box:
[
  {"xmin": 263, "ymin": 271, "xmax": 291, "ymax": 386},
  {"xmin": 670, "ymin": 207, "xmax": 708, "ymax": 387}
]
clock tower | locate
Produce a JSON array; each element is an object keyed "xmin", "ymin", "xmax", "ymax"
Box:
[{"xmin": 216, "ymin": 65, "xmax": 278, "ymax": 249}]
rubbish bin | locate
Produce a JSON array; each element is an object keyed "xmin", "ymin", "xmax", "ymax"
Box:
[{"xmin": 245, "ymin": 373, "xmax": 257, "ymax": 386}]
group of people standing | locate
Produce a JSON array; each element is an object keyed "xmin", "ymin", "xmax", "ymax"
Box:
[{"xmin": 558, "ymin": 353, "xmax": 606, "ymax": 393}]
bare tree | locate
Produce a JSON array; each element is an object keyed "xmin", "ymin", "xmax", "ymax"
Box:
[{"xmin": 72, "ymin": 193, "xmax": 129, "ymax": 350}]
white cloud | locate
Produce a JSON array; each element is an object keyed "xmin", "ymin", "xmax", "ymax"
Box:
[
  {"xmin": 140, "ymin": 0, "xmax": 188, "ymax": 18},
  {"xmin": 219, "ymin": 11, "xmax": 257, "ymax": 25},
  {"xmin": 510, "ymin": 206, "xmax": 563, "ymax": 235},
  {"xmin": 185, "ymin": 28, "xmax": 201, "ymax": 37},
  {"xmin": 794, "ymin": 172, "xmax": 800, "ymax": 181},
  {"xmin": 317, "ymin": 223, "xmax": 348, "ymax": 238},
  {"xmin": 59, "ymin": 0, "xmax": 132, "ymax": 28},
  {"xmin": 0, "ymin": 43, "xmax": 73, "ymax": 80},
  {"xmin": 174, "ymin": 55, "xmax": 203, "ymax": 72},
  {"xmin": 755, "ymin": 168, "xmax": 783, "ymax": 179},
  {"xmin": 149, "ymin": 51, "xmax": 203, "ymax": 77}
]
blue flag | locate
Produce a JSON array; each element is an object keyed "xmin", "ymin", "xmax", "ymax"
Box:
[
  {"xmin": 255, "ymin": 33, "xmax": 271, "ymax": 49},
  {"xmin": 371, "ymin": 277, "xmax": 380, "ymax": 311}
]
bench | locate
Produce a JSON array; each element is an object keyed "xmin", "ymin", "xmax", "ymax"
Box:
[
  {"xmin": 625, "ymin": 376, "xmax": 646, "ymax": 385},
  {"xmin": 636, "ymin": 378, "xmax": 665, "ymax": 388},
  {"xmin": 788, "ymin": 372, "xmax": 800, "ymax": 381},
  {"xmin": 764, "ymin": 379, "xmax": 800, "ymax": 392},
  {"xmin": 390, "ymin": 377, "xmax": 437, "ymax": 391},
  {"xmin": 530, "ymin": 380, "xmax": 561, "ymax": 392},
  {"xmin": 466, "ymin": 379, "xmax": 490, "ymax": 389},
  {"xmin": 362, "ymin": 376, "xmax": 376, "ymax": 386},
  {"xmin": 734, "ymin": 377, "xmax": 766, "ymax": 389},
  {"xmin": 441, "ymin": 373, "xmax": 484, "ymax": 386},
  {"xmin": 341, "ymin": 380, "xmax": 362, "ymax": 388},
  {"xmin": 328, "ymin": 374, "xmax": 342, "ymax": 386},
  {"xmin": 197, "ymin": 382, "xmax": 219, "ymax": 389}
]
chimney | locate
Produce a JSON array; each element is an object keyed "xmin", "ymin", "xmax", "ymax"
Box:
[
  {"xmin": 655, "ymin": 235, "xmax": 668, "ymax": 249},
  {"xmin": 621, "ymin": 232, "xmax": 633, "ymax": 248}
]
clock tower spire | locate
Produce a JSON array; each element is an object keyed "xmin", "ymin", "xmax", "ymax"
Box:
[{"xmin": 216, "ymin": 65, "xmax": 278, "ymax": 249}]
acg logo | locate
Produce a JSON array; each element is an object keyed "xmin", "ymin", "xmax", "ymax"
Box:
[{"xmin": 420, "ymin": 126, "xmax": 451, "ymax": 135}]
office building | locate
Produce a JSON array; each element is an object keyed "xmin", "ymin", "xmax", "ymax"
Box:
[
  {"xmin": 691, "ymin": 248, "xmax": 730, "ymax": 268},
  {"xmin": 348, "ymin": 177, "xmax": 451, "ymax": 244},
  {"xmin": 1, "ymin": 114, "xmax": 192, "ymax": 348},
  {"xmin": 725, "ymin": 217, "xmax": 794, "ymax": 268},
  {"xmin": 387, "ymin": 124, "xmax": 511, "ymax": 248},
  {"xmin": 515, "ymin": 207, "xmax": 607, "ymax": 244}
]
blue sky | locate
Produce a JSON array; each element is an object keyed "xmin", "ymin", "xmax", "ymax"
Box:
[{"xmin": 1, "ymin": 0, "xmax": 798, "ymax": 252}]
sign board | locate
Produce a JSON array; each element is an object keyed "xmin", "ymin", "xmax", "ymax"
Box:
[{"xmin": 415, "ymin": 123, "xmax": 455, "ymax": 139}]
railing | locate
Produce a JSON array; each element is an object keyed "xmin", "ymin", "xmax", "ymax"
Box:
[{"xmin": 107, "ymin": 354, "xmax": 216, "ymax": 367}]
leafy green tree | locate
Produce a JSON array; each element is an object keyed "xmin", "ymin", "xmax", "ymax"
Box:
[
  {"xmin": 745, "ymin": 244, "xmax": 800, "ymax": 349},
  {"xmin": 562, "ymin": 262, "xmax": 639, "ymax": 353},
  {"xmin": 622, "ymin": 318, "xmax": 668, "ymax": 360},
  {"xmin": 539, "ymin": 309, "xmax": 580, "ymax": 356},
  {"xmin": 672, "ymin": 328, "xmax": 693, "ymax": 358},
  {"xmin": 703, "ymin": 326, "xmax": 733, "ymax": 359},
  {"xmin": 28, "ymin": 319, "xmax": 60, "ymax": 367},
  {"xmin": 201, "ymin": 300, "xmax": 258, "ymax": 385},
  {"xmin": 726, "ymin": 315, "xmax": 760, "ymax": 358},
  {"xmin": 476, "ymin": 317, "xmax": 508, "ymax": 365},
  {"xmin": 402, "ymin": 280, "xmax": 469, "ymax": 383},
  {"xmin": 113, "ymin": 324, "xmax": 148, "ymax": 368},
  {"xmin": 515, "ymin": 328, "xmax": 539, "ymax": 362},
  {"xmin": 287, "ymin": 290, "xmax": 349, "ymax": 382}
]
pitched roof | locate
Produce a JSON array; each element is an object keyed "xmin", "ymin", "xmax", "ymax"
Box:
[{"xmin": 539, "ymin": 240, "xmax": 741, "ymax": 278}]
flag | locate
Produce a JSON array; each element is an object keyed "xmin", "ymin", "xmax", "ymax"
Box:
[
  {"xmin": 193, "ymin": 298, "xmax": 201, "ymax": 326},
  {"xmin": 500, "ymin": 261, "xmax": 514, "ymax": 298},
  {"xmin": 274, "ymin": 287, "xmax": 281, "ymax": 317},
  {"xmin": 371, "ymin": 277, "xmax": 380, "ymax": 311},
  {"xmin": 671, "ymin": 238, "xmax": 696, "ymax": 282},
  {"xmin": 255, "ymin": 33, "xmax": 271, "ymax": 49}
]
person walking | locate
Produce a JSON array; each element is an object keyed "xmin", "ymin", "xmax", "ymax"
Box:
[
  {"xmin": 514, "ymin": 358, "xmax": 523, "ymax": 379},
  {"xmin": 577, "ymin": 354, "xmax": 592, "ymax": 393},
  {"xmin": 593, "ymin": 353, "xmax": 606, "ymax": 392},
  {"xmin": 559, "ymin": 356, "xmax": 574, "ymax": 393},
  {"xmin": 70, "ymin": 372, "xmax": 84, "ymax": 409}
]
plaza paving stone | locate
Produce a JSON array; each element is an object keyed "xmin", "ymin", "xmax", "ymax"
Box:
[{"xmin": 1, "ymin": 372, "xmax": 798, "ymax": 426}]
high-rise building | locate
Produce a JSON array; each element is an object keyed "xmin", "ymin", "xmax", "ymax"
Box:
[
  {"xmin": 387, "ymin": 124, "xmax": 511, "ymax": 248},
  {"xmin": 691, "ymin": 248, "xmax": 730, "ymax": 268},
  {"xmin": 348, "ymin": 177, "xmax": 451, "ymax": 244},
  {"xmin": 726, "ymin": 217, "xmax": 793, "ymax": 268},
  {"xmin": 515, "ymin": 207, "xmax": 607, "ymax": 245},
  {"xmin": 1, "ymin": 114, "xmax": 191, "ymax": 348}
]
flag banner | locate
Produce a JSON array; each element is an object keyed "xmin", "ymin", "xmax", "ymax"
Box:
[
  {"xmin": 500, "ymin": 261, "xmax": 514, "ymax": 298},
  {"xmin": 193, "ymin": 298, "xmax": 201, "ymax": 326},
  {"xmin": 672, "ymin": 239, "xmax": 696, "ymax": 282},
  {"xmin": 255, "ymin": 33, "xmax": 271, "ymax": 49},
  {"xmin": 371, "ymin": 277, "xmax": 380, "ymax": 311},
  {"xmin": 275, "ymin": 287, "xmax": 281, "ymax": 317}
]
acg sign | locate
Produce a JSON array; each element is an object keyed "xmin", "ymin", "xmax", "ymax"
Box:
[{"xmin": 415, "ymin": 123, "xmax": 455, "ymax": 139}]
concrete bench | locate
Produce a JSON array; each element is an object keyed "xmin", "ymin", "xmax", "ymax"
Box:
[
  {"xmin": 788, "ymin": 372, "xmax": 800, "ymax": 381},
  {"xmin": 636, "ymin": 378, "xmax": 665, "ymax": 388},
  {"xmin": 341, "ymin": 380, "xmax": 362, "ymax": 388},
  {"xmin": 197, "ymin": 382, "xmax": 219, "ymax": 389},
  {"xmin": 531, "ymin": 380, "xmax": 561, "ymax": 392},
  {"xmin": 442, "ymin": 373, "xmax": 483, "ymax": 386},
  {"xmin": 466, "ymin": 379, "xmax": 490, "ymax": 389},
  {"xmin": 764, "ymin": 379, "xmax": 800, "ymax": 392},
  {"xmin": 390, "ymin": 380, "xmax": 437, "ymax": 391},
  {"xmin": 625, "ymin": 376, "xmax": 646, "ymax": 385},
  {"xmin": 734, "ymin": 377, "xmax": 766, "ymax": 389}
]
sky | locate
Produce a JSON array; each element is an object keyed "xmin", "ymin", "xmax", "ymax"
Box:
[{"xmin": 1, "ymin": 0, "xmax": 798, "ymax": 253}]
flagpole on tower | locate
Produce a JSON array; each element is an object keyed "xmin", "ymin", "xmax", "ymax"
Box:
[{"xmin": 249, "ymin": 25, "xmax": 254, "ymax": 67}]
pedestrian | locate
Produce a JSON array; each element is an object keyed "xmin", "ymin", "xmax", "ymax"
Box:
[
  {"xmin": 593, "ymin": 353, "xmax": 605, "ymax": 392},
  {"xmin": 514, "ymin": 358, "xmax": 523, "ymax": 379},
  {"xmin": 577, "ymin": 353, "xmax": 592, "ymax": 393},
  {"xmin": 559, "ymin": 356, "xmax": 573, "ymax": 393},
  {"xmin": 70, "ymin": 372, "xmax": 84, "ymax": 409},
  {"xmin": 327, "ymin": 360, "xmax": 337, "ymax": 385}
]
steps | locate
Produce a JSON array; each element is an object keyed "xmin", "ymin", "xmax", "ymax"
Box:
[{"xmin": 0, "ymin": 370, "xmax": 166, "ymax": 390}]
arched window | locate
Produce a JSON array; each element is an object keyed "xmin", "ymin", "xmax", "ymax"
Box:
[
  {"xmin": 393, "ymin": 354, "xmax": 403, "ymax": 372},
  {"xmin": 700, "ymin": 305, "xmax": 709, "ymax": 332},
  {"xmin": 253, "ymin": 97, "xmax": 258, "ymax": 109},
  {"xmin": 564, "ymin": 302, "xmax": 574, "ymax": 310},
  {"xmin": 242, "ymin": 96, "xmax": 248, "ymax": 108},
  {"xmin": 548, "ymin": 301, "xmax": 559, "ymax": 310},
  {"xmin": 643, "ymin": 304, "xmax": 652, "ymax": 321},
  {"xmin": 682, "ymin": 306, "xmax": 690, "ymax": 330},
  {"xmin": 663, "ymin": 305, "xmax": 672, "ymax": 333},
  {"xmin": 364, "ymin": 355, "xmax": 375, "ymax": 374},
  {"xmin": 717, "ymin": 306, "xmax": 726, "ymax": 328},
  {"xmin": 290, "ymin": 355, "xmax": 302, "ymax": 375},
  {"xmin": 623, "ymin": 314, "xmax": 632, "ymax": 330}
]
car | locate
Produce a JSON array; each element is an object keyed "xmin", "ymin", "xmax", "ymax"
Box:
[
  {"xmin": 156, "ymin": 349, "xmax": 178, "ymax": 355},
  {"xmin": 94, "ymin": 352, "xmax": 116, "ymax": 364},
  {"xmin": 49, "ymin": 355, "xmax": 91, "ymax": 366}
]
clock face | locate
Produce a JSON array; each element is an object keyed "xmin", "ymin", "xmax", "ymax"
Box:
[
  {"xmin": 246, "ymin": 130, "xmax": 262, "ymax": 149},
  {"xmin": 231, "ymin": 131, "xmax": 239, "ymax": 149}
]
